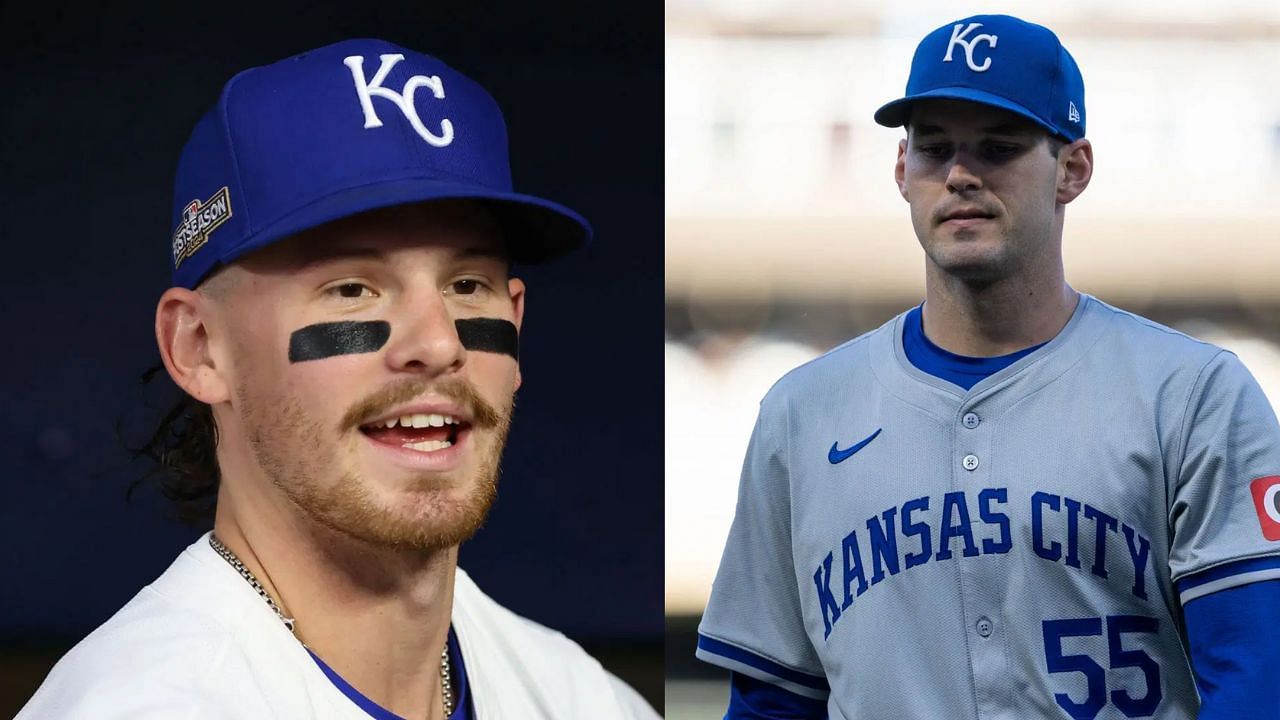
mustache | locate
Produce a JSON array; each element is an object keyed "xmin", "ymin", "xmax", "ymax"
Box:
[{"xmin": 339, "ymin": 377, "xmax": 506, "ymax": 431}]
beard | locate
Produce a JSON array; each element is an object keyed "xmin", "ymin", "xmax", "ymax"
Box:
[{"xmin": 240, "ymin": 376, "xmax": 512, "ymax": 553}]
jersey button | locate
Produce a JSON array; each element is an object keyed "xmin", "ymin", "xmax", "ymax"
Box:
[
  {"xmin": 976, "ymin": 617, "xmax": 993, "ymax": 637},
  {"xmin": 962, "ymin": 454, "xmax": 979, "ymax": 471},
  {"xmin": 962, "ymin": 412, "xmax": 980, "ymax": 429}
]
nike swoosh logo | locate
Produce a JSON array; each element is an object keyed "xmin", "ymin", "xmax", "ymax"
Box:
[{"xmin": 828, "ymin": 428, "xmax": 882, "ymax": 465}]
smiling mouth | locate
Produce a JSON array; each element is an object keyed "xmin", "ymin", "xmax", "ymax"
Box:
[{"xmin": 359, "ymin": 413, "xmax": 470, "ymax": 452}]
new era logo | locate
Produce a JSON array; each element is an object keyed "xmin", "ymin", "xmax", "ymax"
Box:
[
  {"xmin": 1068, "ymin": 101, "xmax": 1081, "ymax": 123},
  {"xmin": 1251, "ymin": 476, "xmax": 1280, "ymax": 541}
]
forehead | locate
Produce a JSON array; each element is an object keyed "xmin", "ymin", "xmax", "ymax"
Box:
[
  {"xmin": 248, "ymin": 200, "xmax": 508, "ymax": 272},
  {"xmin": 908, "ymin": 99, "xmax": 1046, "ymax": 137}
]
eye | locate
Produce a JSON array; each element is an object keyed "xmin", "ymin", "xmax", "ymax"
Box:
[
  {"xmin": 916, "ymin": 143, "xmax": 951, "ymax": 160},
  {"xmin": 984, "ymin": 142, "xmax": 1021, "ymax": 160},
  {"xmin": 328, "ymin": 282, "xmax": 376, "ymax": 299},
  {"xmin": 445, "ymin": 278, "xmax": 494, "ymax": 300},
  {"xmin": 451, "ymin": 279, "xmax": 479, "ymax": 295}
]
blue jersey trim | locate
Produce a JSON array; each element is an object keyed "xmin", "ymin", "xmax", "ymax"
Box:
[
  {"xmin": 902, "ymin": 305, "xmax": 1045, "ymax": 391},
  {"xmin": 309, "ymin": 649, "xmax": 404, "ymax": 720},
  {"xmin": 697, "ymin": 634, "xmax": 830, "ymax": 692},
  {"xmin": 1177, "ymin": 555, "xmax": 1280, "ymax": 592},
  {"xmin": 308, "ymin": 627, "xmax": 471, "ymax": 720}
]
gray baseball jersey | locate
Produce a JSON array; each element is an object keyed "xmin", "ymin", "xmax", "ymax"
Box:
[{"xmin": 697, "ymin": 295, "xmax": 1280, "ymax": 719}]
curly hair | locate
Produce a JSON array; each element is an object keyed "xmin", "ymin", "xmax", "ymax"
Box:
[{"xmin": 126, "ymin": 364, "xmax": 220, "ymax": 526}]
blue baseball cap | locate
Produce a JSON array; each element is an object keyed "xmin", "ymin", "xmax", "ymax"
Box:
[
  {"xmin": 874, "ymin": 15, "xmax": 1085, "ymax": 142},
  {"xmin": 169, "ymin": 38, "xmax": 592, "ymax": 289}
]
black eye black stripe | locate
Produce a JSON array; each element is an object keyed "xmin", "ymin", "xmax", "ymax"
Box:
[
  {"xmin": 288, "ymin": 321, "xmax": 391, "ymax": 362},
  {"xmin": 287, "ymin": 319, "xmax": 518, "ymax": 362},
  {"xmin": 454, "ymin": 318, "xmax": 519, "ymax": 360}
]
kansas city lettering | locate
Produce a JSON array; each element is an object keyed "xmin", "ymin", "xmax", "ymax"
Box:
[{"xmin": 813, "ymin": 489, "xmax": 1153, "ymax": 640}]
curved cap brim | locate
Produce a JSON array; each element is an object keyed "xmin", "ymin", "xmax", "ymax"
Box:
[
  {"xmin": 874, "ymin": 87, "xmax": 1060, "ymax": 138},
  {"xmin": 218, "ymin": 177, "xmax": 592, "ymax": 275}
]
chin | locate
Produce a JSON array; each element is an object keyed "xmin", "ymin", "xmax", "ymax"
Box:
[
  {"xmin": 930, "ymin": 251, "xmax": 1012, "ymax": 284},
  {"xmin": 927, "ymin": 236, "xmax": 1011, "ymax": 278},
  {"xmin": 288, "ymin": 469, "xmax": 499, "ymax": 552}
]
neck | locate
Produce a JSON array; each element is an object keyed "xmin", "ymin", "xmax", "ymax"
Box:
[
  {"xmin": 921, "ymin": 260, "xmax": 1078, "ymax": 357},
  {"xmin": 212, "ymin": 478, "xmax": 455, "ymax": 720}
]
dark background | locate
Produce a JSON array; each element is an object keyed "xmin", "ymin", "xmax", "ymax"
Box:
[{"xmin": 0, "ymin": 0, "xmax": 662, "ymax": 714}]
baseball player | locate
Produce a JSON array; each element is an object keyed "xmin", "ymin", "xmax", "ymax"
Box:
[
  {"xmin": 697, "ymin": 14, "xmax": 1280, "ymax": 720},
  {"xmin": 17, "ymin": 39, "xmax": 658, "ymax": 720}
]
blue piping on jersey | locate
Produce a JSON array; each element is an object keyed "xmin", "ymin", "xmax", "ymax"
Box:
[
  {"xmin": 1176, "ymin": 555, "xmax": 1280, "ymax": 594},
  {"xmin": 697, "ymin": 634, "xmax": 830, "ymax": 692},
  {"xmin": 308, "ymin": 626, "xmax": 470, "ymax": 719}
]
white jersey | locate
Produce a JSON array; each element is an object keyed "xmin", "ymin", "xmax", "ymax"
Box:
[
  {"xmin": 698, "ymin": 295, "xmax": 1280, "ymax": 719},
  {"xmin": 19, "ymin": 533, "xmax": 658, "ymax": 719}
]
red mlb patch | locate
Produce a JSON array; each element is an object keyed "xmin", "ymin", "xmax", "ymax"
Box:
[{"xmin": 1250, "ymin": 476, "xmax": 1280, "ymax": 541}]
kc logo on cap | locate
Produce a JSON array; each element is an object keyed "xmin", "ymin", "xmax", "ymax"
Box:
[
  {"xmin": 944, "ymin": 22, "xmax": 998, "ymax": 73},
  {"xmin": 344, "ymin": 53, "xmax": 455, "ymax": 147}
]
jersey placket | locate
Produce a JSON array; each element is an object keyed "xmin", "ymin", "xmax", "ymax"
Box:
[{"xmin": 952, "ymin": 396, "xmax": 1014, "ymax": 720}]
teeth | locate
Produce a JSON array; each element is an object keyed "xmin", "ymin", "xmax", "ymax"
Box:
[
  {"xmin": 373, "ymin": 414, "xmax": 462, "ymax": 428},
  {"xmin": 403, "ymin": 439, "xmax": 453, "ymax": 452}
]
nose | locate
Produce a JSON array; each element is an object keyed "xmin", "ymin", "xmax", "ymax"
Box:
[
  {"xmin": 944, "ymin": 153, "xmax": 983, "ymax": 193},
  {"xmin": 382, "ymin": 290, "xmax": 466, "ymax": 376}
]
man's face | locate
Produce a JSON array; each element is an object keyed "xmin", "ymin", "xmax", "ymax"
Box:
[
  {"xmin": 896, "ymin": 100, "xmax": 1066, "ymax": 284},
  {"xmin": 207, "ymin": 200, "xmax": 523, "ymax": 552}
]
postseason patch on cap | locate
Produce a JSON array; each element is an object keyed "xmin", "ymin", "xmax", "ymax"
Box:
[
  {"xmin": 1250, "ymin": 476, "xmax": 1280, "ymax": 541},
  {"xmin": 172, "ymin": 186, "xmax": 233, "ymax": 269}
]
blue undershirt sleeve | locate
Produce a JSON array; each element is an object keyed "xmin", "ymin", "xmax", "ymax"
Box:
[
  {"xmin": 726, "ymin": 671, "xmax": 828, "ymax": 720},
  {"xmin": 1184, "ymin": 579, "xmax": 1280, "ymax": 719}
]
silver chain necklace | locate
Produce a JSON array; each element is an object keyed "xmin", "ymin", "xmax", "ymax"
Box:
[{"xmin": 208, "ymin": 534, "xmax": 454, "ymax": 717}]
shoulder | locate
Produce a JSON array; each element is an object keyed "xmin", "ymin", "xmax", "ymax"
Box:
[
  {"xmin": 1074, "ymin": 297, "xmax": 1270, "ymax": 429},
  {"xmin": 1085, "ymin": 296, "xmax": 1227, "ymax": 369},
  {"xmin": 17, "ymin": 538, "xmax": 295, "ymax": 719},
  {"xmin": 18, "ymin": 588, "xmax": 256, "ymax": 719},
  {"xmin": 760, "ymin": 314, "xmax": 896, "ymax": 408},
  {"xmin": 452, "ymin": 568, "xmax": 659, "ymax": 719}
]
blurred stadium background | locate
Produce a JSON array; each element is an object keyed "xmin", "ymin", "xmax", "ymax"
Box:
[{"xmin": 665, "ymin": 1, "xmax": 1280, "ymax": 716}]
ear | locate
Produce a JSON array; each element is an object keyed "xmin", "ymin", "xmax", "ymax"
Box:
[
  {"xmin": 155, "ymin": 287, "xmax": 231, "ymax": 405},
  {"xmin": 1056, "ymin": 138, "xmax": 1093, "ymax": 204},
  {"xmin": 507, "ymin": 277, "xmax": 526, "ymax": 391},
  {"xmin": 895, "ymin": 138, "xmax": 909, "ymax": 201}
]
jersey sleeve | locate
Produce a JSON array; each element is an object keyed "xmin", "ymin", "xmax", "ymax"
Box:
[
  {"xmin": 696, "ymin": 396, "xmax": 830, "ymax": 700},
  {"xmin": 1170, "ymin": 350, "xmax": 1280, "ymax": 605}
]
